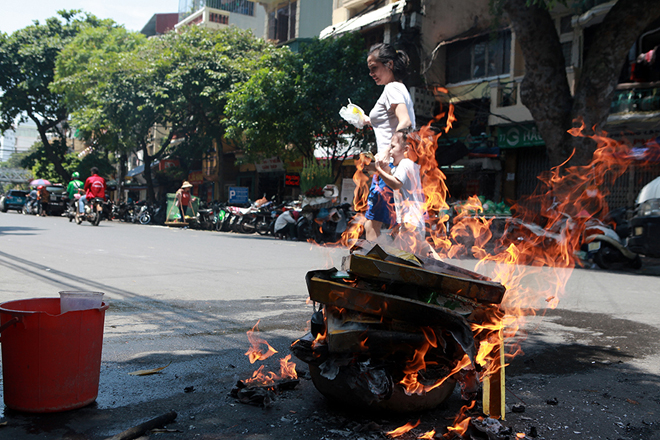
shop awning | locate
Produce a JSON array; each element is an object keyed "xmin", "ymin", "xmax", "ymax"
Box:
[
  {"xmin": 126, "ymin": 164, "xmax": 144, "ymax": 177},
  {"xmin": 320, "ymin": 1, "xmax": 404, "ymax": 39}
]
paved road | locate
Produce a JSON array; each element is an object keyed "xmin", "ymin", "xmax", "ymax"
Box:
[{"xmin": 1, "ymin": 212, "xmax": 660, "ymax": 439}]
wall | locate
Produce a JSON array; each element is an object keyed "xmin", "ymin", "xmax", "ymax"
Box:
[
  {"xmin": 230, "ymin": 3, "xmax": 268, "ymax": 38},
  {"xmin": 421, "ymin": 0, "xmax": 495, "ymax": 87},
  {"xmin": 298, "ymin": 0, "xmax": 332, "ymax": 38}
]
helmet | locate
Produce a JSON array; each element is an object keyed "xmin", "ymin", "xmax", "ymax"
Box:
[
  {"xmin": 72, "ymin": 172, "xmax": 80, "ymax": 178},
  {"xmin": 37, "ymin": 185, "xmax": 44, "ymax": 189}
]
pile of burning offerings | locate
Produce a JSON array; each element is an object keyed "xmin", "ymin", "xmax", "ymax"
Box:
[
  {"xmin": 291, "ymin": 241, "xmax": 507, "ymax": 415},
  {"xmin": 231, "ymin": 321, "xmax": 299, "ymax": 407}
]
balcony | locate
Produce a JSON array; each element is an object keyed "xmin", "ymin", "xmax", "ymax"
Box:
[
  {"xmin": 607, "ymin": 82, "xmax": 660, "ymax": 131},
  {"xmin": 610, "ymin": 82, "xmax": 660, "ymax": 114},
  {"xmin": 174, "ymin": 7, "xmax": 230, "ymax": 31}
]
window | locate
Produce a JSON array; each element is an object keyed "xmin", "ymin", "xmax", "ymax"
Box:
[
  {"xmin": 268, "ymin": 1, "xmax": 297, "ymax": 42},
  {"xmin": 561, "ymin": 41, "xmax": 572, "ymax": 67},
  {"xmin": 207, "ymin": 0, "xmax": 255, "ymax": 16},
  {"xmin": 446, "ymin": 30, "xmax": 511, "ymax": 84}
]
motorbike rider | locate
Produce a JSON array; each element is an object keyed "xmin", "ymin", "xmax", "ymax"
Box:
[
  {"xmin": 77, "ymin": 167, "xmax": 106, "ymax": 222},
  {"xmin": 26, "ymin": 187, "xmax": 38, "ymax": 213},
  {"xmin": 67, "ymin": 172, "xmax": 84, "ymax": 211}
]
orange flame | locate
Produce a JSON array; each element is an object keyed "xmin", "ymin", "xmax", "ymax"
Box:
[
  {"xmin": 443, "ymin": 401, "xmax": 475, "ymax": 439},
  {"xmin": 418, "ymin": 430, "xmax": 436, "ymax": 439},
  {"xmin": 334, "ymin": 97, "xmax": 660, "ymax": 428},
  {"xmin": 245, "ymin": 320, "xmax": 278, "ymax": 364},
  {"xmin": 387, "ymin": 419, "xmax": 420, "ymax": 438}
]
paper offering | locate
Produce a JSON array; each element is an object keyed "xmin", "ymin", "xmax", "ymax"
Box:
[{"xmin": 339, "ymin": 99, "xmax": 366, "ymax": 129}]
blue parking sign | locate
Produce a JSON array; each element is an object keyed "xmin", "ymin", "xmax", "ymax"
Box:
[{"xmin": 228, "ymin": 186, "xmax": 249, "ymax": 204}]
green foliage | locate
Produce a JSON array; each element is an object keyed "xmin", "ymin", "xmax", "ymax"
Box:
[
  {"xmin": 225, "ymin": 33, "xmax": 379, "ymax": 163},
  {"xmin": 300, "ymin": 158, "xmax": 333, "ymax": 196},
  {"xmin": 20, "ymin": 141, "xmax": 76, "ymax": 183},
  {"xmin": 0, "ymin": 11, "xmax": 113, "ymax": 181},
  {"xmin": 0, "ymin": 151, "xmax": 29, "ymax": 169},
  {"xmin": 19, "ymin": 140, "xmax": 113, "ymax": 182}
]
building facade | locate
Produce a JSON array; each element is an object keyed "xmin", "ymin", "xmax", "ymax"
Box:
[
  {"xmin": 322, "ymin": 0, "xmax": 660, "ymax": 208},
  {"xmin": 176, "ymin": 0, "xmax": 267, "ymax": 37},
  {"xmin": 0, "ymin": 120, "xmax": 40, "ymax": 163}
]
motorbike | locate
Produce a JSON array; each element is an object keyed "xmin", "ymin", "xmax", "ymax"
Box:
[
  {"xmin": 22, "ymin": 194, "xmax": 40, "ymax": 215},
  {"xmin": 195, "ymin": 201, "xmax": 219, "ymax": 230},
  {"xmin": 116, "ymin": 201, "xmax": 138, "ymax": 223},
  {"xmin": 241, "ymin": 198, "xmax": 277, "ymax": 235},
  {"xmin": 296, "ymin": 204, "xmax": 354, "ymax": 243},
  {"xmin": 76, "ymin": 197, "xmax": 104, "ymax": 226},
  {"xmin": 215, "ymin": 203, "xmax": 233, "ymax": 232},
  {"xmin": 628, "ymin": 175, "xmax": 660, "ymax": 259},
  {"xmin": 65, "ymin": 195, "xmax": 78, "ymax": 222},
  {"xmin": 582, "ymin": 207, "xmax": 641, "ymax": 270}
]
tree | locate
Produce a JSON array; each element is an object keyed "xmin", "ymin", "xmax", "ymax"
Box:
[
  {"xmin": 500, "ymin": 0, "xmax": 660, "ymax": 166},
  {"xmin": 0, "ymin": 10, "xmax": 110, "ymax": 182},
  {"xmin": 224, "ymin": 33, "xmax": 380, "ymax": 176},
  {"xmin": 156, "ymin": 26, "xmax": 272, "ymax": 198},
  {"xmin": 53, "ymin": 23, "xmax": 148, "ymax": 199}
]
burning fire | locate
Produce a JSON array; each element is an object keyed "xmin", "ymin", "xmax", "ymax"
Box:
[
  {"xmin": 245, "ymin": 320, "xmax": 278, "ymax": 363},
  {"xmin": 243, "ymin": 354, "xmax": 298, "ymax": 386},
  {"xmin": 387, "ymin": 419, "xmax": 420, "ymax": 438},
  {"xmin": 242, "ymin": 321, "xmax": 297, "ymax": 388},
  {"xmin": 335, "ymin": 94, "xmax": 660, "ymax": 437},
  {"xmin": 418, "ymin": 430, "xmax": 437, "ymax": 439}
]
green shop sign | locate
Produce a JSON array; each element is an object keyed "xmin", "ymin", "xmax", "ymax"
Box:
[{"xmin": 498, "ymin": 124, "xmax": 545, "ymax": 148}]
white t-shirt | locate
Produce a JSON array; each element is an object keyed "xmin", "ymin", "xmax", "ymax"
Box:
[
  {"xmin": 274, "ymin": 210, "xmax": 296, "ymax": 232},
  {"xmin": 391, "ymin": 158, "xmax": 425, "ymax": 233},
  {"xmin": 369, "ymin": 82, "xmax": 416, "ymax": 154}
]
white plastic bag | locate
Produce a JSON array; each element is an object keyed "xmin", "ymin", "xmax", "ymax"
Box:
[{"xmin": 339, "ymin": 99, "xmax": 366, "ymax": 129}]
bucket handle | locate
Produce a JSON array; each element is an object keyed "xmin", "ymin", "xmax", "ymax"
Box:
[{"xmin": 0, "ymin": 316, "xmax": 21, "ymax": 342}]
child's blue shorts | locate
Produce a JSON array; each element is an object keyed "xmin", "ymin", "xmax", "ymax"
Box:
[{"xmin": 365, "ymin": 174, "xmax": 394, "ymax": 227}]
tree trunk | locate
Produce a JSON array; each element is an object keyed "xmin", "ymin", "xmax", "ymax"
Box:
[
  {"xmin": 141, "ymin": 142, "xmax": 156, "ymax": 203},
  {"xmin": 503, "ymin": 0, "xmax": 573, "ymax": 167},
  {"xmin": 118, "ymin": 151, "xmax": 127, "ymax": 202},
  {"xmin": 30, "ymin": 116, "xmax": 70, "ymax": 181},
  {"xmin": 504, "ymin": 0, "xmax": 660, "ymax": 167}
]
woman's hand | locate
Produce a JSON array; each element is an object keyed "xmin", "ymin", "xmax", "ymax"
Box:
[{"xmin": 375, "ymin": 148, "xmax": 390, "ymax": 163}]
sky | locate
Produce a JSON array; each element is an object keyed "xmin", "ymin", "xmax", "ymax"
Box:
[{"xmin": 0, "ymin": 0, "xmax": 181, "ymax": 35}]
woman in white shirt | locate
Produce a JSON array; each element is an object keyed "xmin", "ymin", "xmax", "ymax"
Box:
[{"xmin": 362, "ymin": 43, "xmax": 416, "ymax": 241}]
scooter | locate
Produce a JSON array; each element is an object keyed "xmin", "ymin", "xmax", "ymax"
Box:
[
  {"xmin": 627, "ymin": 175, "xmax": 660, "ymax": 258},
  {"xmin": 76, "ymin": 197, "xmax": 104, "ymax": 226},
  {"xmin": 582, "ymin": 207, "xmax": 642, "ymax": 270},
  {"xmin": 22, "ymin": 193, "xmax": 40, "ymax": 215}
]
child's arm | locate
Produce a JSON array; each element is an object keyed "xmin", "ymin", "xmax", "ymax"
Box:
[{"xmin": 375, "ymin": 159, "xmax": 402, "ymax": 190}]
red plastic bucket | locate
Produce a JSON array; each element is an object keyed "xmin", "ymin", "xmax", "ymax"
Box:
[{"xmin": 0, "ymin": 298, "xmax": 108, "ymax": 413}]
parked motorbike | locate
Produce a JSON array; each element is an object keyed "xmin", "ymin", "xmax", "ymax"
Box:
[
  {"xmin": 582, "ymin": 206, "xmax": 641, "ymax": 270},
  {"xmin": 195, "ymin": 201, "xmax": 219, "ymax": 231},
  {"xmin": 241, "ymin": 197, "xmax": 277, "ymax": 235},
  {"xmin": 76, "ymin": 197, "xmax": 104, "ymax": 226},
  {"xmin": 628, "ymin": 175, "xmax": 660, "ymax": 259},
  {"xmin": 215, "ymin": 203, "xmax": 233, "ymax": 232},
  {"xmin": 296, "ymin": 204, "xmax": 354, "ymax": 243}
]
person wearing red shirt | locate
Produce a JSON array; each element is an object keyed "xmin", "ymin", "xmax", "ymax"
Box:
[
  {"xmin": 78, "ymin": 167, "xmax": 106, "ymax": 218},
  {"xmin": 174, "ymin": 181, "xmax": 194, "ymax": 222}
]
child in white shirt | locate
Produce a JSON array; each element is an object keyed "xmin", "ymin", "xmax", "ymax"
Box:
[{"xmin": 375, "ymin": 131, "xmax": 426, "ymax": 248}]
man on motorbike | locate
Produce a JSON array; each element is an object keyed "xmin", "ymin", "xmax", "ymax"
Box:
[
  {"xmin": 67, "ymin": 172, "xmax": 84, "ymax": 213},
  {"xmin": 77, "ymin": 167, "xmax": 106, "ymax": 222}
]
